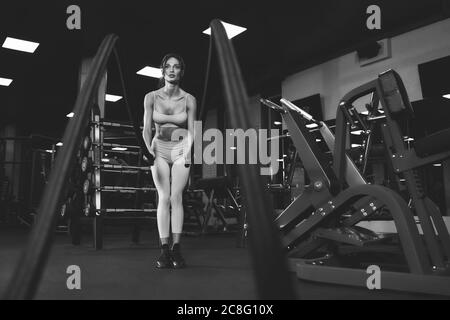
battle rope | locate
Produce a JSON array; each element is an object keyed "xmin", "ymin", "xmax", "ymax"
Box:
[{"xmin": 199, "ymin": 34, "xmax": 213, "ymax": 123}]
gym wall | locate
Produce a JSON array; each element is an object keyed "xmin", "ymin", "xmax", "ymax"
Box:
[{"xmin": 282, "ymin": 18, "xmax": 450, "ymax": 120}]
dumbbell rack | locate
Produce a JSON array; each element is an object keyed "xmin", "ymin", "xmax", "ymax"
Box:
[{"xmin": 73, "ymin": 106, "xmax": 158, "ymax": 249}]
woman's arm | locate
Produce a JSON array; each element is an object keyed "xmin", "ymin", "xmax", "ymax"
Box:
[{"xmin": 142, "ymin": 92, "xmax": 155, "ymax": 156}]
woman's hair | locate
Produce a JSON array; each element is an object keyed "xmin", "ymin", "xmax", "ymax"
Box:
[{"xmin": 157, "ymin": 53, "xmax": 185, "ymax": 88}]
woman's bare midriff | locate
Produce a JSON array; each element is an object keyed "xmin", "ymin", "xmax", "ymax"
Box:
[{"xmin": 155, "ymin": 124, "xmax": 188, "ymax": 141}]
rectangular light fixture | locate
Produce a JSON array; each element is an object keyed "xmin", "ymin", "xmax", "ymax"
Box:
[
  {"xmin": 56, "ymin": 142, "xmax": 63, "ymax": 147},
  {"xmin": 274, "ymin": 121, "xmax": 282, "ymax": 126},
  {"xmin": 351, "ymin": 144, "xmax": 362, "ymax": 148},
  {"xmin": 2, "ymin": 37, "xmax": 39, "ymax": 53},
  {"xmin": 433, "ymin": 163, "xmax": 442, "ymax": 167},
  {"xmin": 351, "ymin": 130, "xmax": 364, "ymax": 135},
  {"xmin": 112, "ymin": 147, "xmax": 127, "ymax": 151},
  {"xmin": 230, "ymin": 147, "xmax": 237, "ymax": 150},
  {"xmin": 443, "ymin": 94, "xmax": 450, "ymax": 99},
  {"xmin": 306, "ymin": 123, "xmax": 319, "ymax": 129},
  {"xmin": 203, "ymin": 21, "xmax": 247, "ymax": 39},
  {"xmin": 136, "ymin": 66, "xmax": 161, "ymax": 78},
  {"xmin": 66, "ymin": 112, "xmax": 74, "ymax": 118},
  {"xmin": 105, "ymin": 94, "xmax": 122, "ymax": 102},
  {"xmin": 0, "ymin": 77, "xmax": 13, "ymax": 86},
  {"xmin": 316, "ymin": 139, "xmax": 322, "ymax": 142}
]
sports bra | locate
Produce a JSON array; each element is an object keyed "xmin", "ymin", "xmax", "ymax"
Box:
[{"xmin": 152, "ymin": 90, "xmax": 188, "ymax": 127}]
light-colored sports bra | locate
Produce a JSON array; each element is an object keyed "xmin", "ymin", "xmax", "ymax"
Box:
[{"xmin": 152, "ymin": 90, "xmax": 188, "ymax": 127}]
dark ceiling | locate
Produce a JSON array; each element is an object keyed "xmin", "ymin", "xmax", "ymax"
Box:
[{"xmin": 0, "ymin": 0, "xmax": 448, "ymax": 139}]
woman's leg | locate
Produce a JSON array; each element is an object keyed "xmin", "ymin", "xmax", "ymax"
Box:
[
  {"xmin": 151, "ymin": 156, "xmax": 173, "ymax": 268},
  {"xmin": 169, "ymin": 156, "xmax": 190, "ymax": 268},
  {"xmin": 170, "ymin": 156, "xmax": 191, "ymax": 238},
  {"xmin": 151, "ymin": 157, "xmax": 171, "ymax": 243}
]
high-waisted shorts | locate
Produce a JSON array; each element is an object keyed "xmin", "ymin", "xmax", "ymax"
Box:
[{"xmin": 152, "ymin": 137, "xmax": 187, "ymax": 165}]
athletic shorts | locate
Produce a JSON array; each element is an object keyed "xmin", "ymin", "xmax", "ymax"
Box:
[{"xmin": 152, "ymin": 137, "xmax": 187, "ymax": 165}]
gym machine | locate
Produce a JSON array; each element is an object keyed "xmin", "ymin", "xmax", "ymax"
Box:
[{"xmin": 261, "ymin": 69, "xmax": 450, "ymax": 296}]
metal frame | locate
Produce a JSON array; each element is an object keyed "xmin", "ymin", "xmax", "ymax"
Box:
[
  {"xmin": 261, "ymin": 99, "xmax": 370, "ymax": 248},
  {"xmin": 377, "ymin": 70, "xmax": 450, "ymax": 269},
  {"xmin": 289, "ymin": 69, "xmax": 450, "ymax": 296}
]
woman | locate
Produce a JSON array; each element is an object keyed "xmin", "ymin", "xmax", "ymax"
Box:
[{"xmin": 142, "ymin": 53, "xmax": 196, "ymax": 269}]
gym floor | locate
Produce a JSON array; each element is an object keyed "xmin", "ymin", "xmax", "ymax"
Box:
[{"xmin": 0, "ymin": 226, "xmax": 446, "ymax": 300}]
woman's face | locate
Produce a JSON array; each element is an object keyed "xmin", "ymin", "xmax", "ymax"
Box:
[{"xmin": 162, "ymin": 57, "xmax": 182, "ymax": 84}]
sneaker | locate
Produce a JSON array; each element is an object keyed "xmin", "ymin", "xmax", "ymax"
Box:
[
  {"xmin": 156, "ymin": 244, "xmax": 172, "ymax": 269},
  {"xmin": 171, "ymin": 243, "xmax": 186, "ymax": 269}
]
